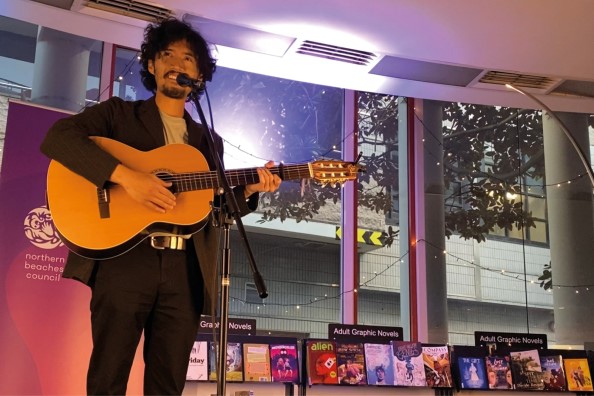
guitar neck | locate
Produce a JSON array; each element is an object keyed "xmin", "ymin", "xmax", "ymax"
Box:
[{"xmin": 172, "ymin": 164, "xmax": 312, "ymax": 193}]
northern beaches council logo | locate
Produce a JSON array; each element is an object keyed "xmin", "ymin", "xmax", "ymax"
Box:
[{"xmin": 24, "ymin": 205, "xmax": 63, "ymax": 250}]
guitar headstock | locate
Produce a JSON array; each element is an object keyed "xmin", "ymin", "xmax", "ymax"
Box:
[{"xmin": 310, "ymin": 159, "xmax": 365, "ymax": 187}]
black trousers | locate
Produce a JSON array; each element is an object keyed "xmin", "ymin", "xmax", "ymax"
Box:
[{"xmin": 87, "ymin": 241, "xmax": 204, "ymax": 395}]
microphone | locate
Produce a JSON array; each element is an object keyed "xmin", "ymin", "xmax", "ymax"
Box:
[{"xmin": 176, "ymin": 73, "xmax": 205, "ymax": 90}]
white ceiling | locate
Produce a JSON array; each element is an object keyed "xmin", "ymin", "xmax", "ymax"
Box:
[{"xmin": 3, "ymin": 0, "xmax": 594, "ymax": 113}]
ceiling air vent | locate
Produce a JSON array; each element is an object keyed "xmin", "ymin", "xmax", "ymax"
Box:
[
  {"xmin": 296, "ymin": 40, "xmax": 376, "ymax": 66},
  {"xmin": 471, "ymin": 70, "xmax": 562, "ymax": 94},
  {"xmin": 85, "ymin": 0, "xmax": 173, "ymax": 22}
]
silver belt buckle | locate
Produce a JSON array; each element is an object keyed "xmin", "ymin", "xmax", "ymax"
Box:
[{"xmin": 150, "ymin": 236, "xmax": 166, "ymax": 250}]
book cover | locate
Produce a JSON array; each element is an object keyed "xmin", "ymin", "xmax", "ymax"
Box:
[
  {"xmin": 564, "ymin": 357, "xmax": 593, "ymax": 391},
  {"xmin": 364, "ymin": 343, "xmax": 394, "ymax": 386},
  {"xmin": 186, "ymin": 340, "xmax": 208, "ymax": 381},
  {"xmin": 306, "ymin": 340, "xmax": 338, "ymax": 385},
  {"xmin": 456, "ymin": 356, "xmax": 488, "ymax": 389},
  {"xmin": 269, "ymin": 344, "xmax": 299, "ymax": 383},
  {"xmin": 336, "ymin": 342, "xmax": 367, "ymax": 385},
  {"xmin": 243, "ymin": 343, "xmax": 271, "ymax": 382},
  {"xmin": 207, "ymin": 342, "xmax": 244, "ymax": 382},
  {"xmin": 485, "ymin": 355, "xmax": 512, "ymax": 389},
  {"xmin": 509, "ymin": 349, "xmax": 544, "ymax": 390},
  {"xmin": 225, "ymin": 342, "xmax": 243, "ymax": 382},
  {"xmin": 391, "ymin": 341, "xmax": 426, "ymax": 387},
  {"xmin": 422, "ymin": 345, "xmax": 452, "ymax": 388},
  {"xmin": 208, "ymin": 341, "xmax": 218, "ymax": 381},
  {"xmin": 540, "ymin": 354, "xmax": 566, "ymax": 391}
]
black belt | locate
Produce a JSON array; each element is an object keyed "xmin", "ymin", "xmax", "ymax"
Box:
[{"xmin": 149, "ymin": 235, "xmax": 187, "ymax": 250}]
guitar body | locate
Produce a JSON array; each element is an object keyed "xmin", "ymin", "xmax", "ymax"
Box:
[{"xmin": 46, "ymin": 137, "xmax": 214, "ymax": 259}]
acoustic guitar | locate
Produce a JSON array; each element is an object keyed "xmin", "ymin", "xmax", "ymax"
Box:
[{"xmin": 46, "ymin": 137, "xmax": 362, "ymax": 259}]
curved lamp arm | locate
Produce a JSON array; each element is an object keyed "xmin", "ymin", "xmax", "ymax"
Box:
[{"xmin": 506, "ymin": 83, "xmax": 594, "ymax": 188}]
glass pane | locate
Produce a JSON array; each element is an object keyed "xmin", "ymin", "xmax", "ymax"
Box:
[
  {"xmin": 356, "ymin": 92, "xmax": 402, "ymax": 328},
  {"xmin": 525, "ymin": 173, "xmax": 545, "ymax": 197},
  {"xmin": 0, "ymin": 15, "xmax": 102, "ymax": 166},
  {"xmin": 490, "ymin": 225, "xmax": 506, "ymax": 237},
  {"xmin": 527, "ymin": 195, "xmax": 546, "ymax": 219},
  {"xmin": 442, "ymin": 102, "xmax": 553, "ymax": 346},
  {"xmin": 529, "ymin": 220, "xmax": 548, "ymax": 244},
  {"xmin": 0, "ymin": 15, "xmax": 37, "ymax": 101},
  {"xmin": 202, "ymin": 67, "xmax": 344, "ymax": 339},
  {"xmin": 507, "ymin": 225, "xmax": 525, "ymax": 240},
  {"xmin": 112, "ymin": 47, "xmax": 152, "ymax": 101}
]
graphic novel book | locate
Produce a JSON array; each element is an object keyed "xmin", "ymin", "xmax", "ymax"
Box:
[
  {"xmin": 564, "ymin": 357, "xmax": 593, "ymax": 392},
  {"xmin": 364, "ymin": 343, "xmax": 394, "ymax": 386},
  {"xmin": 485, "ymin": 355, "xmax": 512, "ymax": 389},
  {"xmin": 540, "ymin": 354, "xmax": 566, "ymax": 391},
  {"xmin": 509, "ymin": 349, "xmax": 544, "ymax": 390},
  {"xmin": 422, "ymin": 345, "xmax": 452, "ymax": 388},
  {"xmin": 391, "ymin": 341, "xmax": 426, "ymax": 387},
  {"xmin": 336, "ymin": 342, "xmax": 367, "ymax": 385},
  {"xmin": 186, "ymin": 340, "xmax": 208, "ymax": 381},
  {"xmin": 270, "ymin": 344, "xmax": 299, "ymax": 383},
  {"xmin": 243, "ymin": 343, "xmax": 271, "ymax": 382},
  {"xmin": 225, "ymin": 342, "xmax": 244, "ymax": 382},
  {"xmin": 207, "ymin": 342, "xmax": 244, "ymax": 382},
  {"xmin": 457, "ymin": 356, "xmax": 488, "ymax": 389},
  {"xmin": 306, "ymin": 340, "xmax": 338, "ymax": 385}
]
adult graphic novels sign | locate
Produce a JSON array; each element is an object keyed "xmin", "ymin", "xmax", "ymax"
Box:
[
  {"xmin": 474, "ymin": 331, "xmax": 548, "ymax": 353},
  {"xmin": 329, "ymin": 323, "xmax": 403, "ymax": 343}
]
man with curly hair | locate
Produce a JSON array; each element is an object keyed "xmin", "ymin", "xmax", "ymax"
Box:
[{"xmin": 41, "ymin": 18, "xmax": 281, "ymax": 395}]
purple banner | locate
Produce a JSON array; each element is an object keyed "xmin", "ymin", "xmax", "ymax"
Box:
[{"xmin": 0, "ymin": 101, "xmax": 146, "ymax": 394}]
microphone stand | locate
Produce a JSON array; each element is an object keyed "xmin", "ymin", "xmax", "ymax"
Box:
[{"xmin": 187, "ymin": 86, "xmax": 268, "ymax": 396}]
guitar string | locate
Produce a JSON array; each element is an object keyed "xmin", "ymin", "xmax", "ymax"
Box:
[
  {"xmin": 158, "ymin": 166, "xmax": 303, "ymax": 190},
  {"xmin": 157, "ymin": 163, "xmax": 344, "ymax": 179},
  {"xmin": 157, "ymin": 165, "xmax": 310, "ymax": 181},
  {"xmin": 160, "ymin": 171, "xmax": 346, "ymax": 185},
  {"xmin": 156, "ymin": 163, "xmax": 351, "ymax": 189}
]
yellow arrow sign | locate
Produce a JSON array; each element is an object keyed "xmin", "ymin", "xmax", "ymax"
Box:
[{"xmin": 335, "ymin": 227, "xmax": 385, "ymax": 246}]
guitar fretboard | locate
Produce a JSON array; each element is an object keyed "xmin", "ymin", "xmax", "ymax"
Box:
[{"xmin": 161, "ymin": 164, "xmax": 312, "ymax": 193}]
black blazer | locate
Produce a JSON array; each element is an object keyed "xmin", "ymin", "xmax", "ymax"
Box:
[{"xmin": 40, "ymin": 96, "xmax": 258, "ymax": 315}]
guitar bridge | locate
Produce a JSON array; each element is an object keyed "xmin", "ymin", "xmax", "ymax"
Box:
[{"xmin": 97, "ymin": 188, "xmax": 110, "ymax": 219}]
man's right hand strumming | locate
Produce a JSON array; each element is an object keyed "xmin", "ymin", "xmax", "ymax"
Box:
[{"xmin": 110, "ymin": 164, "xmax": 176, "ymax": 213}]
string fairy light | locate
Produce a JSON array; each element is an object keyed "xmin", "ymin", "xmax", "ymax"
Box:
[
  {"xmin": 225, "ymin": 234, "xmax": 591, "ymax": 313},
  {"xmin": 227, "ymin": 249, "xmax": 410, "ymax": 310},
  {"xmin": 219, "ymin": 126, "xmax": 359, "ymax": 165},
  {"xmin": 417, "ymin": 237, "xmax": 594, "ymax": 291}
]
